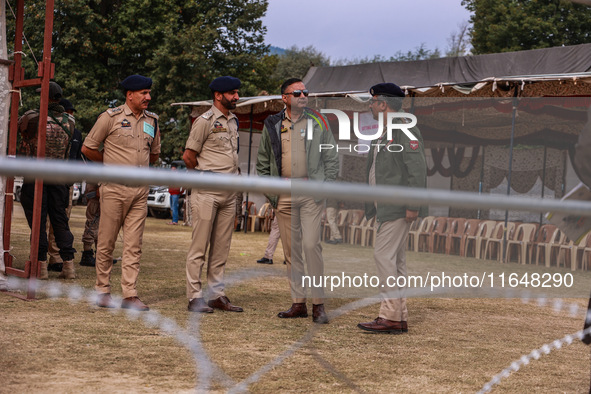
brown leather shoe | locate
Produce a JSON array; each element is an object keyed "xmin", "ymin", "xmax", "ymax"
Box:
[
  {"xmin": 357, "ymin": 317, "xmax": 407, "ymax": 334},
  {"xmin": 277, "ymin": 303, "xmax": 308, "ymax": 318},
  {"xmin": 208, "ymin": 296, "xmax": 243, "ymax": 312},
  {"xmin": 188, "ymin": 298, "xmax": 213, "ymax": 313},
  {"xmin": 96, "ymin": 293, "xmax": 115, "ymax": 309},
  {"xmin": 312, "ymin": 304, "xmax": 329, "ymax": 324},
  {"xmin": 121, "ymin": 296, "xmax": 149, "ymax": 311}
]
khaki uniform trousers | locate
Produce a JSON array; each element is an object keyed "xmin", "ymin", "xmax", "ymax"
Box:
[
  {"xmin": 95, "ymin": 184, "xmax": 149, "ymax": 298},
  {"xmin": 263, "ymin": 215, "xmax": 281, "ymax": 259},
  {"xmin": 325, "ymin": 206, "xmax": 342, "ymax": 241},
  {"xmin": 186, "ymin": 189, "xmax": 236, "ymax": 300},
  {"xmin": 82, "ymin": 184, "xmax": 100, "ymax": 251},
  {"xmin": 374, "ymin": 218, "xmax": 410, "ymax": 322},
  {"xmin": 276, "ymin": 195, "xmax": 324, "ymax": 304}
]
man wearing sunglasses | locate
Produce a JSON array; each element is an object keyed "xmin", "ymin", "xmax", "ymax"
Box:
[
  {"xmin": 357, "ymin": 83, "xmax": 427, "ymax": 334},
  {"xmin": 183, "ymin": 76, "xmax": 244, "ymax": 314},
  {"xmin": 256, "ymin": 78, "xmax": 339, "ymax": 324}
]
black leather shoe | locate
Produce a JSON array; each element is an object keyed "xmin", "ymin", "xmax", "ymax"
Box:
[
  {"xmin": 312, "ymin": 304, "xmax": 329, "ymax": 324},
  {"xmin": 79, "ymin": 250, "xmax": 96, "ymax": 267},
  {"xmin": 188, "ymin": 298, "xmax": 213, "ymax": 313},
  {"xmin": 278, "ymin": 303, "xmax": 308, "ymax": 318},
  {"xmin": 257, "ymin": 257, "xmax": 273, "ymax": 264},
  {"xmin": 208, "ymin": 296, "xmax": 243, "ymax": 312}
]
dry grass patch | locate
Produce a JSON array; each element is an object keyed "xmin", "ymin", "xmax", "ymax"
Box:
[{"xmin": 1, "ymin": 205, "xmax": 590, "ymax": 392}]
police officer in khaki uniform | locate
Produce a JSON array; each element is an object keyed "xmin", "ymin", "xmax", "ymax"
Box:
[
  {"xmin": 183, "ymin": 76, "xmax": 244, "ymax": 313},
  {"xmin": 81, "ymin": 74, "xmax": 160, "ymax": 311},
  {"xmin": 357, "ymin": 83, "xmax": 427, "ymax": 334}
]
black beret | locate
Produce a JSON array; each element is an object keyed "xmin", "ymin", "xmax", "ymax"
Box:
[
  {"xmin": 59, "ymin": 98, "xmax": 76, "ymax": 112},
  {"xmin": 36, "ymin": 81, "xmax": 63, "ymax": 100},
  {"xmin": 120, "ymin": 75, "xmax": 152, "ymax": 91},
  {"xmin": 209, "ymin": 76, "xmax": 241, "ymax": 93},
  {"xmin": 370, "ymin": 83, "xmax": 405, "ymax": 98}
]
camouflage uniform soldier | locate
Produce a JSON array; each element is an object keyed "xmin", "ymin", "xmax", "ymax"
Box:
[
  {"xmin": 18, "ymin": 82, "xmax": 77, "ymax": 280},
  {"xmin": 79, "ymin": 182, "xmax": 100, "ymax": 266}
]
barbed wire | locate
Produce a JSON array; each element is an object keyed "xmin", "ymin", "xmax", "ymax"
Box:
[
  {"xmin": 2, "ymin": 158, "xmax": 591, "ymax": 391},
  {"xmin": 2, "ymin": 273, "xmax": 588, "ymax": 392}
]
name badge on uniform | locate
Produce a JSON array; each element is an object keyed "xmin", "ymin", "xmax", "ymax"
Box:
[
  {"xmin": 212, "ymin": 121, "xmax": 227, "ymax": 133},
  {"xmin": 121, "ymin": 119, "xmax": 131, "ymax": 128},
  {"xmin": 143, "ymin": 121, "xmax": 155, "ymax": 137}
]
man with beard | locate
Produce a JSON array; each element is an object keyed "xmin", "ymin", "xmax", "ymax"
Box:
[
  {"xmin": 256, "ymin": 78, "xmax": 339, "ymax": 324},
  {"xmin": 82, "ymin": 74, "xmax": 160, "ymax": 311},
  {"xmin": 356, "ymin": 83, "xmax": 427, "ymax": 334},
  {"xmin": 183, "ymin": 76, "xmax": 244, "ymax": 313}
]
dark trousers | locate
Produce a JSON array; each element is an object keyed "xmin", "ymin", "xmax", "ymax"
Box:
[{"xmin": 20, "ymin": 182, "xmax": 76, "ymax": 262}]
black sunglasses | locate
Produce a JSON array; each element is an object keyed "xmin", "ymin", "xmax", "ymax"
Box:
[{"xmin": 284, "ymin": 89, "xmax": 309, "ymax": 97}]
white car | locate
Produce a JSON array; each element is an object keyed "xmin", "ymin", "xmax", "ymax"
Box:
[{"xmin": 147, "ymin": 185, "xmax": 172, "ymax": 219}]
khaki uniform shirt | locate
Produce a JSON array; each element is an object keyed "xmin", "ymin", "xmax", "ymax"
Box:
[
  {"xmin": 84, "ymin": 103, "xmax": 160, "ymax": 167},
  {"xmin": 280, "ymin": 111, "xmax": 308, "ymax": 178},
  {"xmin": 185, "ymin": 105, "xmax": 239, "ymax": 174}
]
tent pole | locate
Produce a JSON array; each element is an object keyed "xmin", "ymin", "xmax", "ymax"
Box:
[
  {"xmin": 503, "ymin": 92, "xmax": 519, "ymax": 262},
  {"xmin": 243, "ymin": 106, "xmax": 254, "ymax": 233},
  {"xmin": 539, "ymin": 145, "xmax": 547, "ymax": 225},
  {"xmin": 477, "ymin": 145, "xmax": 485, "ymax": 219}
]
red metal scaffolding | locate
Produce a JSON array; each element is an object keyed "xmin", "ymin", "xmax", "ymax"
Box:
[{"xmin": 3, "ymin": 0, "xmax": 56, "ymax": 299}]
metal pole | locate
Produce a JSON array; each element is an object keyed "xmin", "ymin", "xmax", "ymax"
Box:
[
  {"xmin": 26, "ymin": 0, "xmax": 56, "ymax": 299},
  {"xmin": 478, "ymin": 145, "xmax": 485, "ymax": 220},
  {"xmin": 503, "ymin": 94, "xmax": 518, "ymax": 262},
  {"xmin": 539, "ymin": 145, "xmax": 548, "ymax": 225},
  {"xmin": 243, "ymin": 106, "xmax": 254, "ymax": 233}
]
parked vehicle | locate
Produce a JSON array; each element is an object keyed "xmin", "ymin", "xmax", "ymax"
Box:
[
  {"xmin": 13, "ymin": 176, "xmax": 23, "ymax": 202},
  {"xmin": 147, "ymin": 160, "xmax": 186, "ymax": 219}
]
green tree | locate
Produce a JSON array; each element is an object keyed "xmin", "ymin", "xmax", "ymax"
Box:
[
  {"xmin": 270, "ymin": 45, "xmax": 330, "ymax": 85},
  {"xmin": 462, "ymin": 0, "xmax": 591, "ymax": 54},
  {"xmin": 7, "ymin": 0, "xmax": 270, "ymax": 161},
  {"xmin": 334, "ymin": 44, "xmax": 441, "ymax": 66}
]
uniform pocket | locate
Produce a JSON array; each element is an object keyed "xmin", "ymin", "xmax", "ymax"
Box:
[
  {"xmin": 114, "ymin": 127, "xmax": 135, "ymax": 148},
  {"xmin": 142, "ymin": 133, "xmax": 154, "ymax": 151}
]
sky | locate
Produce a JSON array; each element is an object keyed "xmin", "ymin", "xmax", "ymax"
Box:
[{"xmin": 262, "ymin": 0, "xmax": 472, "ymax": 62}]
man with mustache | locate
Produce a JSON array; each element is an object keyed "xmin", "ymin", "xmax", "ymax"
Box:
[
  {"xmin": 256, "ymin": 78, "xmax": 339, "ymax": 324},
  {"xmin": 183, "ymin": 76, "xmax": 244, "ymax": 313},
  {"xmin": 82, "ymin": 74, "xmax": 160, "ymax": 311}
]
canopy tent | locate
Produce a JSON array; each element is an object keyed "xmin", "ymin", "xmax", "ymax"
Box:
[
  {"xmin": 302, "ymin": 43, "xmax": 591, "ymax": 97},
  {"xmin": 171, "ymin": 44, "xmax": 591, "ymax": 222}
]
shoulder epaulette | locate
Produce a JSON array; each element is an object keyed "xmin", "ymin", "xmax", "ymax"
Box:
[
  {"xmin": 106, "ymin": 107, "xmax": 123, "ymax": 117},
  {"xmin": 145, "ymin": 110, "xmax": 159, "ymax": 120},
  {"xmin": 201, "ymin": 109, "xmax": 214, "ymax": 120}
]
